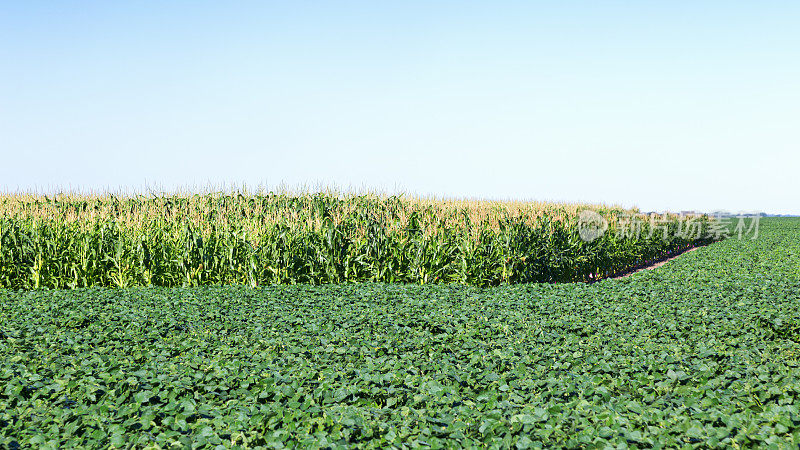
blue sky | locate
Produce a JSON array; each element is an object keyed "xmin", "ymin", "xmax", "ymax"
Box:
[{"xmin": 2, "ymin": 1, "xmax": 798, "ymax": 213}]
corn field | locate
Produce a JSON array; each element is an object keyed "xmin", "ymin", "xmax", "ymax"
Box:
[{"xmin": 0, "ymin": 191, "xmax": 718, "ymax": 288}]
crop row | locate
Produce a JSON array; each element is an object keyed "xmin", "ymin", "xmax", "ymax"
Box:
[{"xmin": 0, "ymin": 192, "xmax": 719, "ymax": 288}]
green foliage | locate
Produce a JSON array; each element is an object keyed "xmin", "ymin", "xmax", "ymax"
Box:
[
  {"xmin": 0, "ymin": 193, "xmax": 717, "ymax": 288},
  {"xmin": 0, "ymin": 218, "xmax": 798, "ymax": 447}
]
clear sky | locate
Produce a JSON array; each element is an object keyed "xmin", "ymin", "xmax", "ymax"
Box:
[{"xmin": 2, "ymin": 2, "xmax": 798, "ymax": 214}]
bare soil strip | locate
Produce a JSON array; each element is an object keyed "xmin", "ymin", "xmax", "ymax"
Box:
[{"xmin": 610, "ymin": 246, "xmax": 701, "ymax": 280}]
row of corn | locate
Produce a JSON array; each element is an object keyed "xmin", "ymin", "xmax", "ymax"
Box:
[{"xmin": 0, "ymin": 191, "xmax": 720, "ymax": 288}]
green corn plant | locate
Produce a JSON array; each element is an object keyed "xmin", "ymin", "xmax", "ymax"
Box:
[{"xmin": 0, "ymin": 191, "xmax": 722, "ymax": 288}]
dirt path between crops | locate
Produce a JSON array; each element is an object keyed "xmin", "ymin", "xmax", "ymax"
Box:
[{"xmin": 611, "ymin": 247, "xmax": 700, "ymax": 279}]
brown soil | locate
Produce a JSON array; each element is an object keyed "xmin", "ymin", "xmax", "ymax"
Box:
[{"xmin": 611, "ymin": 246, "xmax": 700, "ymax": 279}]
